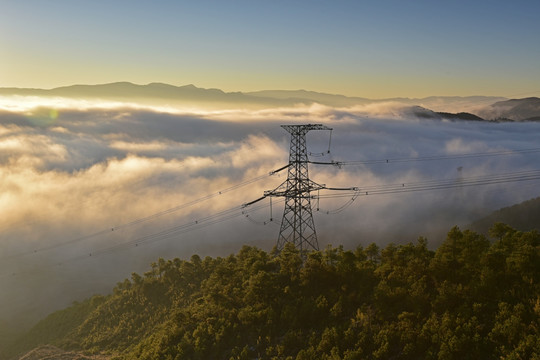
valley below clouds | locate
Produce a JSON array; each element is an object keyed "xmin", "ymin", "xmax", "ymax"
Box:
[{"xmin": 1, "ymin": 94, "xmax": 539, "ymax": 328}]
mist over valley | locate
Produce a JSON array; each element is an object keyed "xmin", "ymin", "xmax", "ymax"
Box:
[
  {"xmin": 0, "ymin": 85, "xmax": 539, "ymax": 359},
  {"xmin": 1, "ymin": 84, "xmax": 539, "ymax": 315}
]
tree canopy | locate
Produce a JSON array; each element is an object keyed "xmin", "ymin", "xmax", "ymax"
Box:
[{"xmin": 4, "ymin": 224, "xmax": 539, "ymax": 360}]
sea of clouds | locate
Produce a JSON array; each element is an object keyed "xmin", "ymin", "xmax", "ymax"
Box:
[{"xmin": 1, "ymin": 97, "xmax": 539, "ymax": 327}]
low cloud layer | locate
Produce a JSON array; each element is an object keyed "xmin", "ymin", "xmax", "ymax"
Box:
[{"xmin": 1, "ymin": 97, "xmax": 539, "ymax": 327}]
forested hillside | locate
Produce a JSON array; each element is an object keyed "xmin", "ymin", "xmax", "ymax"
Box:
[
  {"xmin": 469, "ymin": 196, "xmax": 540, "ymax": 234},
  {"xmin": 5, "ymin": 224, "xmax": 539, "ymax": 360}
]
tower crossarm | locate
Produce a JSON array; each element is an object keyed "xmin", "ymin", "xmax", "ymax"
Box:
[
  {"xmin": 323, "ymin": 186, "xmax": 359, "ymax": 191},
  {"xmin": 264, "ymin": 179, "xmax": 326, "ymax": 198},
  {"xmin": 280, "ymin": 124, "xmax": 332, "ymax": 134}
]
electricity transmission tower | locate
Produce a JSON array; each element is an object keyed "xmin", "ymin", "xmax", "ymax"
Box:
[{"xmin": 244, "ymin": 124, "xmax": 332, "ymax": 252}]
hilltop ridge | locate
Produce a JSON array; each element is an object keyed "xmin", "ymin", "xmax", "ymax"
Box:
[{"xmin": 4, "ymin": 224, "xmax": 538, "ymax": 360}]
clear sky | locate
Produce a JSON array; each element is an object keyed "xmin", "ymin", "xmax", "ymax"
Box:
[{"xmin": 2, "ymin": 0, "xmax": 540, "ymax": 98}]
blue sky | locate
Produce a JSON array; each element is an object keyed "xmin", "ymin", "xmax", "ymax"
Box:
[{"xmin": 1, "ymin": 0, "xmax": 540, "ymax": 97}]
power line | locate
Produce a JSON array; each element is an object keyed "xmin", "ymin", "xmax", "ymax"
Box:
[
  {"xmin": 3, "ymin": 141, "xmax": 538, "ymax": 261},
  {"xmin": 309, "ymin": 147, "xmax": 540, "ymax": 167},
  {"xmin": 88, "ymin": 200, "xmax": 280, "ymax": 259},
  {"xmin": 3, "ymin": 132, "xmax": 540, "ymax": 271},
  {"xmin": 2, "ymin": 200, "xmax": 279, "ymax": 279},
  {"xmin": 245, "ymin": 135, "xmax": 540, "ymax": 253},
  {"xmin": 0, "ymin": 166, "xmax": 288, "ymax": 261},
  {"xmin": 4, "ymin": 167, "xmax": 539, "ymax": 279},
  {"xmin": 317, "ymin": 169, "xmax": 540, "ymax": 199}
]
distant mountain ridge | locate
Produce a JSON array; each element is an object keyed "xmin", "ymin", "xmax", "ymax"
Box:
[
  {"xmin": 2, "ymin": 82, "xmax": 375, "ymax": 108},
  {"xmin": 0, "ymin": 82, "xmax": 254, "ymax": 106},
  {"xmin": 478, "ymin": 97, "xmax": 540, "ymax": 121},
  {"xmin": 0, "ymin": 82, "xmax": 503, "ymax": 108},
  {"xmin": 2, "ymin": 82, "xmax": 539, "ymax": 120}
]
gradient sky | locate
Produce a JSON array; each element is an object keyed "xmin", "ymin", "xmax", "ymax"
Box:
[{"xmin": 2, "ymin": 0, "xmax": 540, "ymax": 98}]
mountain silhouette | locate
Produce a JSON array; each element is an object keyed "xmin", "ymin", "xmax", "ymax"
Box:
[
  {"xmin": 477, "ymin": 97, "xmax": 540, "ymax": 121},
  {"xmin": 2, "ymin": 83, "xmax": 538, "ymax": 120}
]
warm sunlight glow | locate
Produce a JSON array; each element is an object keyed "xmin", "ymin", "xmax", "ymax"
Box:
[{"xmin": 1, "ymin": 1, "xmax": 539, "ymax": 356}]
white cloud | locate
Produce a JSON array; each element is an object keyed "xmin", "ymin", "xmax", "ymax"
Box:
[{"xmin": 0, "ymin": 96, "xmax": 539, "ymax": 328}]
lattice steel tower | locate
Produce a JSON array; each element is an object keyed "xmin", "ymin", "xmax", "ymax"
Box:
[{"xmin": 265, "ymin": 124, "xmax": 331, "ymax": 252}]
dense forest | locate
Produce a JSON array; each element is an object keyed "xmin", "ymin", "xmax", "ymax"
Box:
[{"xmin": 3, "ymin": 223, "xmax": 539, "ymax": 360}]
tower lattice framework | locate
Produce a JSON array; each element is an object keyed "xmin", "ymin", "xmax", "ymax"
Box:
[{"xmin": 265, "ymin": 124, "xmax": 331, "ymax": 252}]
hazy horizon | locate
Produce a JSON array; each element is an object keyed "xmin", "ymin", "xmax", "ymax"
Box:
[
  {"xmin": 2, "ymin": 1, "xmax": 540, "ymax": 98},
  {"xmin": 0, "ymin": 79, "xmax": 538, "ymax": 105}
]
